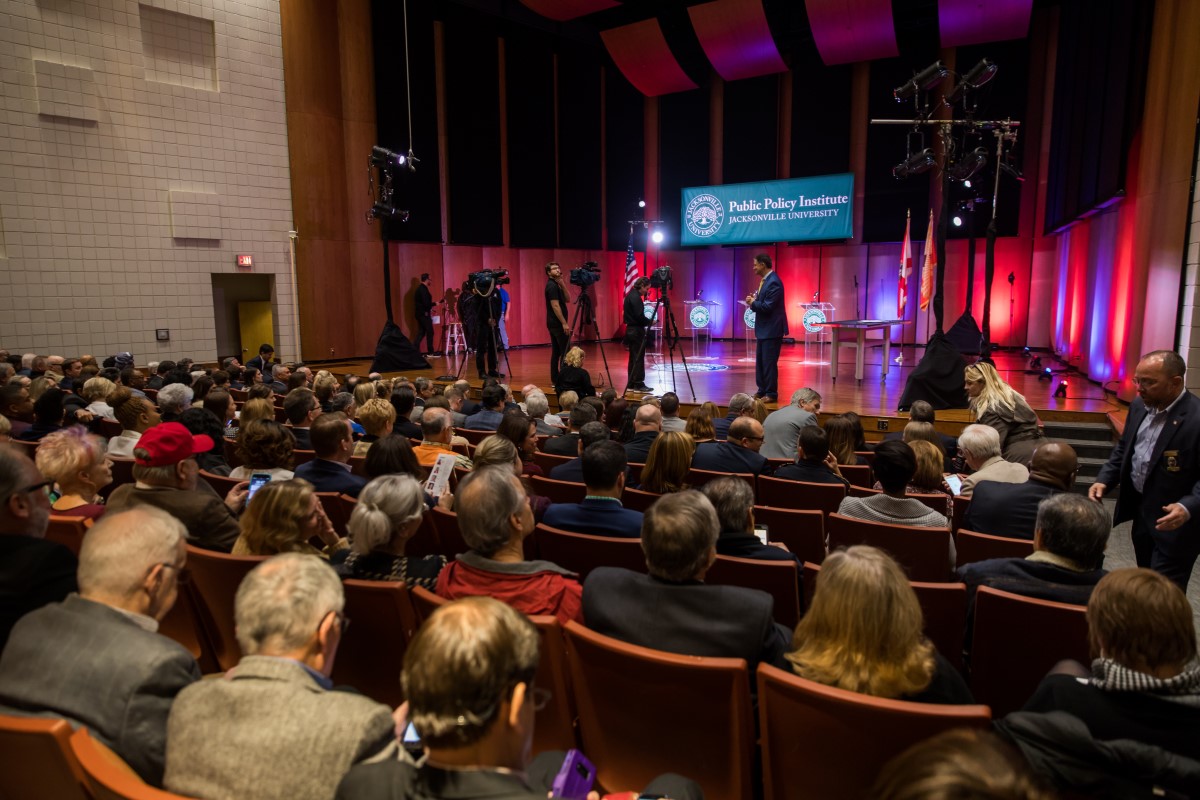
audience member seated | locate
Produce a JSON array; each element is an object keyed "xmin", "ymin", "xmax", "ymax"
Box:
[
  {"xmin": 882, "ymin": 399, "xmax": 959, "ymax": 454},
  {"xmin": 233, "ymin": 478, "xmax": 347, "ymax": 559},
  {"xmin": 898, "ymin": 421, "xmax": 953, "ymax": 473},
  {"xmin": 703, "ymin": 476, "xmax": 798, "ymax": 563},
  {"xmin": 713, "ymin": 392, "xmax": 754, "ymax": 440},
  {"xmin": 497, "ymin": 412, "xmax": 542, "ymax": 477},
  {"xmin": 268, "ymin": 363, "xmax": 291, "ymax": 394},
  {"xmin": 957, "ymin": 493, "xmax": 1109, "ymax": 611},
  {"xmin": 965, "ymin": 442, "xmax": 1079, "ymax": 539},
  {"xmin": 0, "ymin": 383, "xmax": 34, "ymax": 438},
  {"xmin": 331, "ymin": 392, "xmax": 364, "ymax": 437},
  {"xmin": 771, "ymin": 425, "xmax": 848, "ymax": 486},
  {"xmin": 81, "ymin": 376, "xmax": 117, "ymax": 420},
  {"xmin": 0, "ymin": 415, "xmax": 9, "ymax": 443},
  {"xmin": 554, "ymin": 346, "xmax": 596, "ymax": 398},
  {"xmin": 603, "ymin": 398, "xmax": 628, "ymax": 433},
  {"xmin": 691, "ymin": 416, "xmax": 771, "ymax": 475},
  {"xmin": 998, "ymin": 569, "xmax": 1200, "ymax": 794},
  {"xmin": 624, "ymin": 404, "xmax": 662, "ymax": 464},
  {"xmin": 413, "ymin": 407, "xmax": 474, "ymax": 471},
  {"xmin": 760, "ymin": 387, "xmax": 820, "ymax": 460},
  {"xmin": 436, "ymin": 467, "xmax": 582, "ymax": 623},
  {"xmin": 337, "ymin": 474, "xmax": 447, "ymax": 589},
  {"xmin": 283, "ymin": 387, "xmax": 322, "ymax": 451},
  {"xmin": 637, "ymin": 430, "xmax": 696, "ymax": 494},
  {"xmin": 389, "ymin": 387, "xmax": 423, "ymax": 440},
  {"xmin": 684, "ymin": 407, "xmax": 716, "ymax": 443},
  {"xmin": 230, "ymin": 418, "xmax": 296, "ymax": 481},
  {"xmin": 365, "ymin": 435, "xmax": 424, "ymax": 481},
  {"xmin": 155, "ymin": 383, "xmax": 193, "ymax": 424},
  {"xmin": 34, "ymin": 426, "xmax": 111, "ymax": 520},
  {"xmin": 17, "ymin": 387, "xmax": 69, "ymax": 442},
  {"xmin": 463, "ymin": 384, "xmax": 507, "ymax": 431},
  {"xmin": 353, "ymin": 398, "xmax": 395, "ymax": 457},
  {"xmin": 453, "ymin": 379, "xmax": 481, "ymax": 417},
  {"xmin": 335, "ymin": 596, "xmax": 701, "ymax": 800},
  {"xmin": 543, "ymin": 441, "xmax": 643, "ymax": 538},
  {"xmin": 164, "ymin": 554, "xmax": 399, "ymax": 800},
  {"xmin": 523, "ymin": 390, "xmax": 563, "ymax": 435},
  {"xmin": 180, "ymin": 407, "xmax": 233, "ymax": 476},
  {"xmin": 660, "ymin": 391, "xmax": 685, "ymax": 432},
  {"xmin": 237, "ymin": 395, "xmax": 276, "ymax": 428},
  {"xmin": 872, "ymin": 729, "xmax": 1053, "ymax": 800},
  {"xmin": 787, "ymin": 545, "xmax": 974, "ymax": 704},
  {"xmin": 825, "ymin": 414, "xmax": 869, "ymax": 466},
  {"xmin": 583, "ymin": 490, "xmax": 791, "ymax": 671},
  {"xmin": 837, "ymin": 440, "xmax": 950, "ymax": 529},
  {"xmin": 0, "ymin": 446, "xmax": 76, "ymax": 652},
  {"xmin": 957, "ymin": 423, "xmax": 1030, "ymax": 499},
  {"xmin": 202, "ymin": 389, "xmax": 237, "ymax": 438},
  {"xmin": 540, "ymin": 403, "xmax": 597, "ymax": 456},
  {"xmin": 106, "ymin": 422, "xmax": 245, "ymax": 551},
  {"xmin": 0, "ymin": 507, "xmax": 199, "ymax": 787},
  {"xmin": 295, "ymin": 413, "xmax": 368, "ymax": 498},
  {"xmin": 247, "ymin": 380, "xmax": 275, "ymax": 400},
  {"xmin": 547, "ymin": 421, "xmax": 610, "ymax": 484},
  {"xmin": 314, "ymin": 371, "xmax": 339, "ymax": 413}
]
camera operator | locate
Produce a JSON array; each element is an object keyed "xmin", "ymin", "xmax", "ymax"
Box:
[
  {"xmin": 624, "ymin": 277, "xmax": 653, "ymax": 392},
  {"xmin": 544, "ymin": 262, "xmax": 570, "ymax": 384},
  {"xmin": 472, "ymin": 273, "xmax": 505, "ymax": 379}
]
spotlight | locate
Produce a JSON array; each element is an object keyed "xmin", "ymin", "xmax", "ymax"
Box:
[
  {"xmin": 651, "ymin": 231, "xmax": 664, "ymax": 244},
  {"xmin": 893, "ymin": 61, "xmax": 949, "ymax": 101},
  {"xmin": 369, "ymin": 146, "xmax": 405, "ymax": 170},
  {"xmin": 367, "ymin": 203, "xmax": 409, "ymax": 222},
  {"xmin": 946, "ymin": 58, "xmax": 998, "ymax": 105},
  {"xmin": 892, "ymin": 149, "xmax": 936, "ymax": 179},
  {"xmin": 952, "ymin": 215, "xmax": 963, "ymax": 227},
  {"xmin": 963, "ymin": 179, "xmax": 972, "ymax": 189},
  {"xmin": 1037, "ymin": 366, "xmax": 1053, "ymax": 382},
  {"xmin": 949, "ymin": 147, "xmax": 988, "ymax": 182},
  {"xmin": 638, "ymin": 199, "xmax": 647, "ymax": 209},
  {"xmin": 1054, "ymin": 380, "xmax": 1068, "ymax": 399}
]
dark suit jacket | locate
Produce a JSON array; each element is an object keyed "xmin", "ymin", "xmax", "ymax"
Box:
[
  {"xmin": 955, "ymin": 557, "xmax": 1106, "ymax": 608},
  {"xmin": 459, "ymin": 399, "xmax": 481, "ymax": 417},
  {"xmin": 750, "ymin": 269, "xmax": 788, "ymax": 340},
  {"xmin": 624, "ymin": 430, "xmax": 659, "ymax": 464},
  {"xmin": 963, "ymin": 479, "xmax": 1061, "ymax": 539},
  {"xmin": 541, "ymin": 432, "xmax": 581, "ymax": 456},
  {"xmin": 268, "ymin": 380, "xmax": 288, "ymax": 395},
  {"xmin": 0, "ymin": 595, "xmax": 200, "ymax": 786},
  {"xmin": 0, "ymin": 536, "xmax": 77, "ymax": 653},
  {"xmin": 1096, "ymin": 391, "xmax": 1200, "ymax": 558},
  {"xmin": 543, "ymin": 498, "xmax": 643, "ymax": 538},
  {"xmin": 712, "ymin": 411, "xmax": 739, "ymax": 440},
  {"xmin": 548, "ymin": 457, "xmax": 585, "ymax": 483},
  {"xmin": 295, "ymin": 458, "xmax": 368, "ymax": 498},
  {"xmin": 463, "ymin": 409, "xmax": 503, "ymax": 431},
  {"xmin": 883, "ymin": 429, "xmax": 958, "ymax": 458},
  {"xmin": 106, "ymin": 483, "xmax": 241, "ymax": 551},
  {"xmin": 583, "ymin": 567, "xmax": 791, "ymax": 671},
  {"xmin": 415, "ymin": 283, "xmax": 434, "ymax": 316},
  {"xmin": 692, "ymin": 440, "xmax": 771, "ymax": 475},
  {"xmin": 290, "ymin": 426, "xmax": 312, "ymax": 451},
  {"xmin": 717, "ymin": 530, "xmax": 801, "ymax": 564},
  {"xmin": 773, "ymin": 460, "xmax": 849, "ymax": 486}
]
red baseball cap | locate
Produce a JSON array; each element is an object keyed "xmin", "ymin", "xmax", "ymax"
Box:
[{"xmin": 133, "ymin": 422, "xmax": 214, "ymax": 467}]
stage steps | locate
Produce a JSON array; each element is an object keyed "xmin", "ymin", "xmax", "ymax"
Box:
[{"xmin": 1042, "ymin": 421, "xmax": 1117, "ymax": 496}]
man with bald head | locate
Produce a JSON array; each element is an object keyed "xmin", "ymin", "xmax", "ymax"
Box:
[
  {"xmin": 624, "ymin": 403, "xmax": 662, "ymax": 463},
  {"xmin": 964, "ymin": 442, "xmax": 1079, "ymax": 539},
  {"xmin": 692, "ymin": 416, "xmax": 771, "ymax": 475},
  {"xmin": 1092, "ymin": 350, "xmax": 1200, "ymax": 589}
]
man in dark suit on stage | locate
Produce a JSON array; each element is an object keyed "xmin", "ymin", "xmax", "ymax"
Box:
[
  {"xmin": 294, "ymin": 413, "xmax": 367, "ymax": 499},
  {"xmin": 543, "ymin": 441, "xmax": 643, "ymax": 538},
  {"xmin": 746, "ymin": 253, "xmax": 787, "ymax": 402},
  {"xmin": 692, "ymin": 417, "xmax": 771, "ymax": 475},
  {"xmin": 582, "ymin": 490, "xmax": 791, "ymax": 672},
  {"xmin": 1091, "ymin": 350, "xmax": 1200, "ymax": 589},
  {"xmin": 623, "ymin": 276, "xmax": 652, "ymax": 392},
  {"xmin": 965, "ymin": 442, "xmax": 1079, "ymax": 539},
  {"xmin": 414, "ymin": 273, "xmax": 439, "ymax": 356}
]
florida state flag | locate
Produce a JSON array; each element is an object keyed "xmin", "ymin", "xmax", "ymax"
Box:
[{"xmin": 919, "ymin": 209, "xmax": 935, "ymax": 311}]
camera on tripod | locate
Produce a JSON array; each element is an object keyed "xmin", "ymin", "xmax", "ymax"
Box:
[
  {"xmin": 470, "ymin": 269, "xmax": 509, "ymax": 289},
  {"xmin": 649, "ymin": 265, "xmax": 673, "ymax": 290},
  {"xmin": 570, "ymin": 261, "xmax": 601, "ymax": 288}
]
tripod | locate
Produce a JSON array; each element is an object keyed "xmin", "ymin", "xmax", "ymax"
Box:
[
  {"xmin": 565, "ymin": 283, "xmax": 613, "ymax": 389},
  {"xmin": 452, "ymin": 280, "xmax": 511, "ymax": 382},
  {"xmin": 626, "ymin": 287, "xmax": 696, "ymax": 401}
]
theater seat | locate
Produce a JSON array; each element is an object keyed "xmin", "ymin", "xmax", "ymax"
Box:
[
  {"xmin": 706, "ymin": 555, "xmax": 801, "ymax": 628},
  {"xmin": 752, "ymin": 506, "xmax": 825, "ymax": 564},
  {"xmin": 0, "ymin": 715, "xmax": 90, "ymax": 800},
  {"xmin": 756, "ymin": 476, "xmax": 845, "ymax": 516},
  {"xmin": 44, "ymin": 515, "xmax": 92, "ymax": 555},
  {"xmin": 183, "ymin": 545, "xmax": 266, "ymax": 671},
  {"xmin": 955, "ymin": 529, "xmax": 1036, "ymax": 567},
  {"xmin": 329, "ymin": 580, "xmax": 420, "ymax": 707},
  {"xmin": 826, "ymin": 514, "xmax": 953, "ymax": 582},
  {"xmin": 528, "ymin": 475, "xmax": 587, "ymax": 505},
  {"xmin": 533, "ymin": 524, "xmax": 645, "ymax": 580},
  {"xmin": 69, "ymin": 727, "xmax": 193, "ymax": 800},
  {"xmin": 620, "ymin": 486, "xmax": 661, "ymax": 513}
]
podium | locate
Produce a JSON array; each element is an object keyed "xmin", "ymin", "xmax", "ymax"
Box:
[
  {"xmin": 684, "ymin": 300, "xmax": 719, "ymax": 358},
  {"xmin": 738, "ymin": 300, "xmax": 757, "ymax": 361},
  {"xmin": 799, "ymin": 301, "xmax": 836, "ymax": 365}
]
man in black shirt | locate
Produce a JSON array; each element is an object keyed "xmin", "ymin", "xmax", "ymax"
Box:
[
  {"xmin": 473, "ymin": 280, "xmax": 503, "ymax": 379},
  {"xmin": 414, "ymin": 273, "xmax": 438, "ymax": 356},
  {"xmin": 623, "ymin": 277, "xmax": 652, "ymax": 392},
  {"xmin": 544, "ymin": 262, "xmax": 570, "ymax": 384}
]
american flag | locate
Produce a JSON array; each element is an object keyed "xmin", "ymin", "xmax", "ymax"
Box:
[
  {"xmin": 898, "ymin": 210, "xmax": 912, "ymax": 317},
  {"xmin": 624, "ymin": 227, "xmax": 639, "ymax": 296}
]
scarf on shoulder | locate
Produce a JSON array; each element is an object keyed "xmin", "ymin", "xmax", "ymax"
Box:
[{"xmin": 1090, "ymin": 658, "xmax": 1200, "ymax": 707}]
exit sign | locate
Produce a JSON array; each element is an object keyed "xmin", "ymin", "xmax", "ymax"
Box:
[{"xmin": 236, "ymin": 254, "xmax": 253, "ymax": 268}]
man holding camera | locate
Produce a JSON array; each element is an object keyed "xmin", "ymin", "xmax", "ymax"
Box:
[
  {"xmin": 624, "ymin": 277, "xmax": 653, "ymax": 392},
  {"xmin": 473, "ymin": 275, "xmax": 504, "ymax": 379},
  {"xmin": 544, "ymin": 262, "xmax": 570, "ymax": 385}
]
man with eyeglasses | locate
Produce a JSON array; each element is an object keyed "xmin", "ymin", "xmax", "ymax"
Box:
[
  {"xmin": 1092, "ymin": 350, "xmax": 1200, "ymax": 590},
  {"xmin": 336, "ymin": 596, "xmax": 701, "ymax": 800},
  {"xmin": 690, "ymin": 416, "xmax": 772, "ymax": 475},
  {"xmin": 166, "ymin": 554, "xmax": 399, "ymax": 800},
  {"xmin": 0, "ymin": 445, "xmax": 75, "ymax": 651},
  {"xmin": 0, "ymin": 507, "xmax": 199, "ymax": 787}
]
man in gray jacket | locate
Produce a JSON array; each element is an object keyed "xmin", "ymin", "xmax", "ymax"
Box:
[{"xmin": 761, "ymin": 387, "xmax": 821, "ymax": 460}]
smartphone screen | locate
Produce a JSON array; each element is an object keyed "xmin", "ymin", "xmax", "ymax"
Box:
[
  {"xmin": 945, "ymin": 474, "xmax": 963, "ymax": 495},
  {"xmin": 753, "ymin": 526, "xmax": 768, "ymax": 544},
  {"xmin": 248, "ymin": 473, "xmax": 271, "ymax": 501},
  {"xmin": 402, "ymin": 722, "xmax": 421, "ymax": 745}
]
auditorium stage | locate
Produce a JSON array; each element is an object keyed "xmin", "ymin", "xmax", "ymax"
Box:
[{"xmin": 318, "ymin": 340, "xmax": 1123, "ymax": 422}]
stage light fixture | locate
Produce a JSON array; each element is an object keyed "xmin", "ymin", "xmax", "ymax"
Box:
[
  {"xmin": 893, "ymin": 61, "xmax": 948, "ymax": 101},
  {"xmin": 949, "ymin": 147, "xmax": 988, "ymax": 182},
  {"xmin": 638, "ymin": 199, "xmax": 647, "ymax": 209},
  {"xmin": 963, "ymin": 179, "xmax": 972, "ymax": 189},
  {"xmin": 893, "ymin": 148, "xmax": 936, "ymax": 179},
  {"xmin": 1054, "ymin": 380, "xmax": 1068, "ymax": 399},
  {"xmin": 651, "ymin": 230, "xmax": 664, "ymax": 244},
  {"xmin": 1030, "ymin": 356, "xmax": 1042, "ymax": 369},
  {"xmin": 952, "ymin": 215, "xmax": 963, "ymax": 227},
  {"xmin": 369, "ymin": 146, "xmax": 405, "ymax": 170},
  {"xmin": 946, "ymin": 58, "xmax": 998, "ymax": 105}
]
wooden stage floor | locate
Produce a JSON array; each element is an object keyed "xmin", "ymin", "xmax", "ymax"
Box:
[{"xmin": 319, "ymin": 340, "xmax": 1123, "ymax": 419}]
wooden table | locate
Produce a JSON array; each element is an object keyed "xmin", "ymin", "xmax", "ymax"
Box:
[{"xmin": 815, "ymin": 319, "xmax": 909, "ymax": 383}]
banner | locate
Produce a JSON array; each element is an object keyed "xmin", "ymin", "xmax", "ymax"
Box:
[{"xmin": 680, "ymin": 174, "xmax": 854, "ymax": 247}]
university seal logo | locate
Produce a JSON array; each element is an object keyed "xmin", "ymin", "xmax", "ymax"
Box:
[
  {"xmin": 688, "ymin": 304, "xmax": 711, "ymax": 329},
  {"xmin": 685, "ymin": 194, "xmax": 723, "ymax": 238}
]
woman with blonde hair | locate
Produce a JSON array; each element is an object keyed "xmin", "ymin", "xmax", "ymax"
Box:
[
  {"xmin": 748, "ymin": 397, "xmax": 770, "ymax": 424},
  {"xmin": 555, "ymin": 346, "xmax": 595, "ymax": 397},
  {"xmin": 354, "ymin": 398, "xmax": 396, "ymax": 457},
  {"xmin": 237, "ymin": 397, "xmax": 276, "ymax": 427},
  {"xmin": 338, "ymin": 474, "xmax": 446, "ymax": 588},
  {"xmin": 471, "ymin": 435, "xmax": 550, "ymax": 521},
  {"xmin": 699, "ymin": 401, "xmax": 722, "ymax": 421},
  {"xmin": 35, "ymin": 425, "xmax": 112, "ymax": 520},
  {"xmin": 313, "ymin": 371, "xmax": 339, "ymax": 412},
  {"xmin": 353, "ymin": 380, "xmax": 376, "ymax": 411},
  {"xmin": 787, "ymin": 546, "xmax": 973, "ymax": 703},
  {"xmin": 107, "ymin": 387, "xmax": 160, "ymax": 458},
  {"xmin": 233, "ymin": 478, "xmax": 347, "ymax": 558},
  {"xmin": 230, "ymin": 418, "xmax": 294, "ymax": 481},
  {"xmin": 684, "ymin": 408, "xmax": 716, "ymax": 443},
  {"xmin": 28, "ymin": 375, "xmax": 59, "ymax": 402},
  {"xmin": 824, "ymin": 415, "xmax": 868, "ymax": 466},
  {"xmin": 81, "ymin": 377, "xmax": 117, "ymax": 420},
  {"xmin": 638, "ymin": 431, "xmax": 696, "ymax": 494},
  {"xmin": 964, "ymin": 361, "xmax": 1042, "ymax": 465}
]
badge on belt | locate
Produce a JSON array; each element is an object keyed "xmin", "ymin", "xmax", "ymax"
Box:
[{"xmin": 1165, "ymin": 450, "xmax": 1181, "ymax": 472}]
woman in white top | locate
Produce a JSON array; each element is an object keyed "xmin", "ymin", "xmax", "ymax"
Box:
[
  {"xmin": 81, "ymin": 377, "xmax": 118, "ymax": 420},
  {"xmin": 106, "ymin": 387, "xmax": 160, "ymax": 458},
  {"xmin": 229, "ymin": 418, "xmax": 295, "ymax": 481}
]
